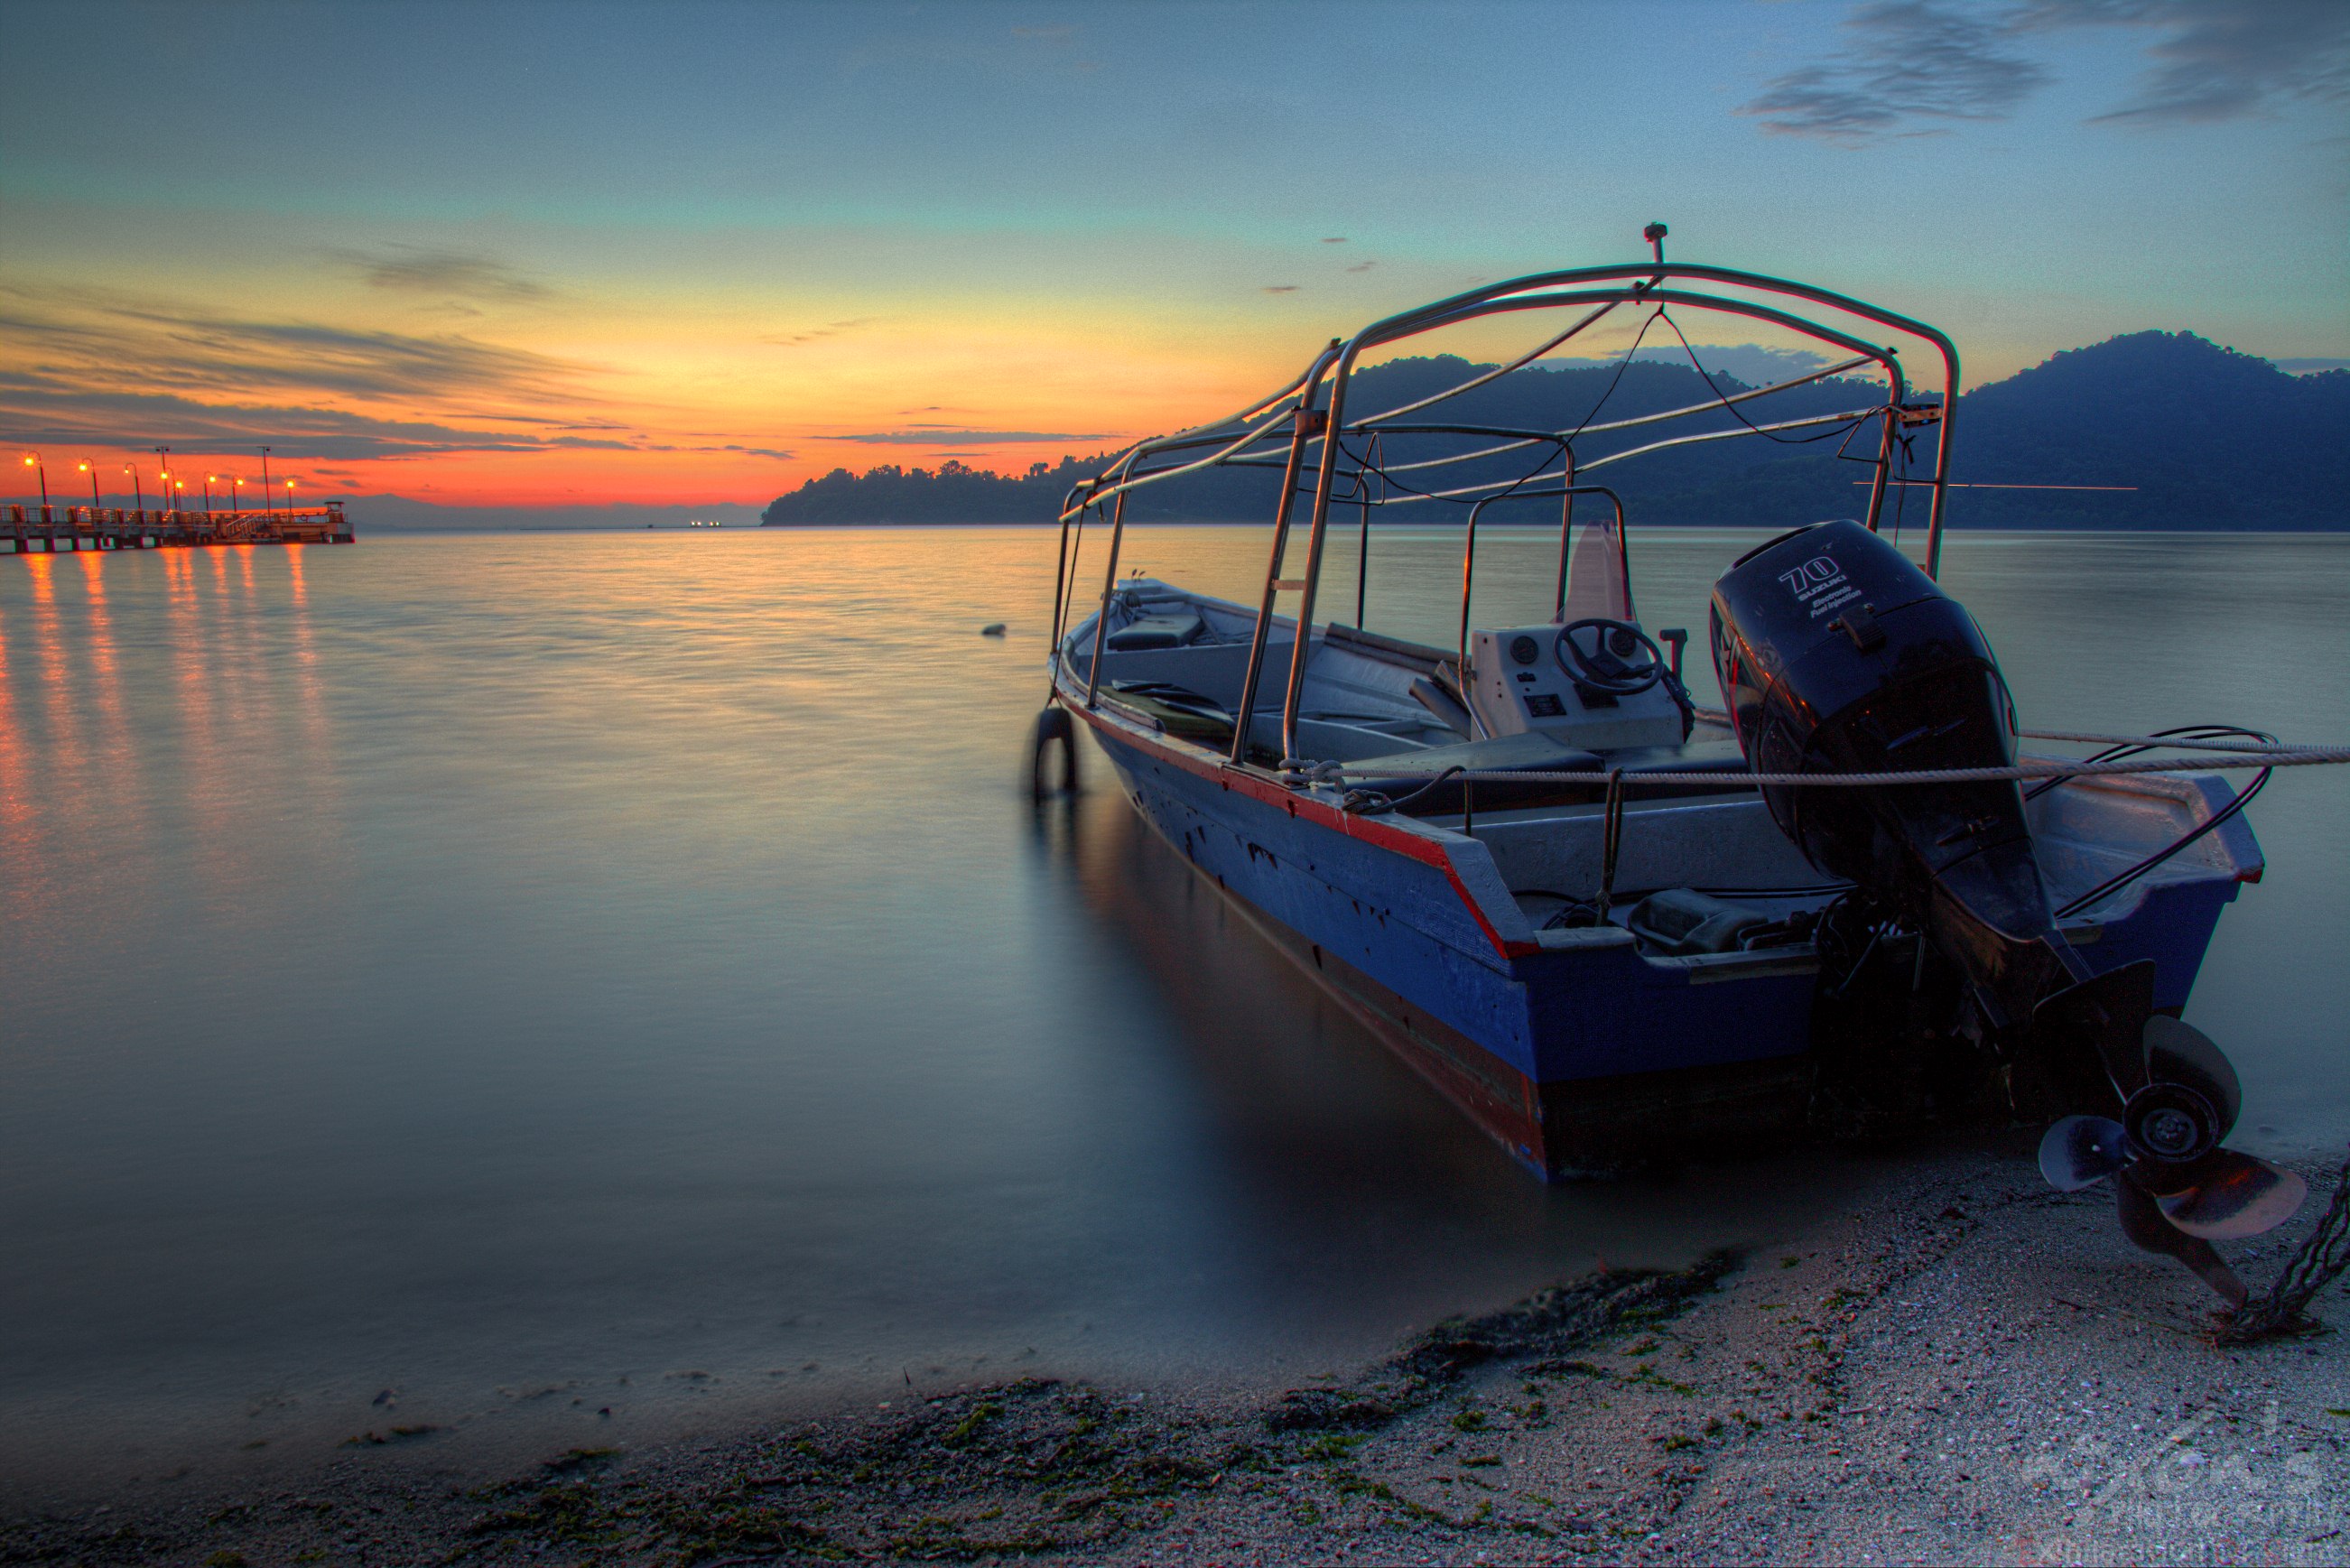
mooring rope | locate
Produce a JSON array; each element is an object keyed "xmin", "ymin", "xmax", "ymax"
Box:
[
  {"xmin": 2015, "ymin": 729, "xmax": 2313, "ymax": 756},
  {"xmin": 1306, "ymin": 747, "xmax": 2350, "ymax": 793},
  {"xmin": 1689, "ymin": 708, "xmax": 2317, "ymax": 757}
]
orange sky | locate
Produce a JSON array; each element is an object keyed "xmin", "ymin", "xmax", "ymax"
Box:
[{"xmin": 5, "ymin": 4, "xmax": 2341, "ymax": 514}]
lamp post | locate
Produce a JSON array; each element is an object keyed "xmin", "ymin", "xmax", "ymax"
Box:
[
  {"xmin": 22, "ymin": 453, "xmax": 48, "ymax": 512},
  {"xmin": 155, "ymin": 447, "xmax": 172, "ymax": 518},
  {"xmin": 126, "ymin": 464, "xmax": 144, "ymax": 513},
  {"xmin": 79, "ymin": 459, "xmax": 100, "ymax": 509},
  {"xmin": 233, "ymin": 477, "xmax": 246, "ymax": 514},
  {"xmin": 204, "ymin": 474, "xmax": 216, "ymax": 514},
  {"xmin": 258, "ymin": 446, "xmax": 272, "ymax": 518}
]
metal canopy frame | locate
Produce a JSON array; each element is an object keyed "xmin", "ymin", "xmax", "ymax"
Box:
[{"xmin": 1046, "ymin": 251, "xmax": 1960, "ymax": 775}]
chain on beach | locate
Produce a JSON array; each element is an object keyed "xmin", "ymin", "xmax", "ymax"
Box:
[{"xmin": 2219, "ymin": 1149, "xmax": 2350, "ymax": 1345}]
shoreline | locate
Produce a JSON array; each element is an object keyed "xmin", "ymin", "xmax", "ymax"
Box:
[{"xmin": 11, "ymin": 1139, "xmax": 2344, "ymax": 1565}]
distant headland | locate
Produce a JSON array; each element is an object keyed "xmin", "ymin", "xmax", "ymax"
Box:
[{"xmin": 761, "ymin": 332, "xmax": 2350, "ymax": 532}]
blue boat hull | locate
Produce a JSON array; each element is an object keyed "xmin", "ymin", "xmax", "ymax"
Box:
[{"xmin": 1069, "ymin": 695, "xmax": 2250, "ymax": 1177}]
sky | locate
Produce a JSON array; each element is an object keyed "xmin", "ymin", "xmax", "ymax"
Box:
[{"xmin": 2, "ymin": 0, "xmax": 2345, "ymax": 511}]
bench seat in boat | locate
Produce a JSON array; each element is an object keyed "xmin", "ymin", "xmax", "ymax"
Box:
[{"xmin": 1347, "ymin": 734, "xmax": 1754, "ymax": 816}]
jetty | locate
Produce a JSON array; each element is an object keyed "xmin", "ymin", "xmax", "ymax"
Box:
[{"xmin": 5, "ymin": 503, "xmax": 354, "ymax": 556}]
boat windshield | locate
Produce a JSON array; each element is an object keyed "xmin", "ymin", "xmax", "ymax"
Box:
[{"xmin": 1560, "ymin": 510, "xmax": 1630, "ymax": 626}]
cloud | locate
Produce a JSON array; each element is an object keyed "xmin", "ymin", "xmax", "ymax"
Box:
[
  {"xmin": 1741, "ymin": 2, "xmax": 2046, "ymax": 142},
  {"xmin": 758, "ymin": 317, "xmax": 878, "ymax": 348},
  {"xmin": 2039, "ymin": 0, "xmax": 2350, "ymax": 125},
  {"xmin": 2275, "ymin": 356, "xmax": 2349, "ymax": 375},
  {"xmin": 328, "ymin": 245, "xmax": 553, "ymax": 302},
  {"xmin": 1262, "ymin": 284, "xmax": 1300, "ymax": 293},
  {"xmin": 825, "ymin": 429, "xmax": 1103, "ymax": 445},
  {"xmin": 1742, "ymin": 0, "xmax": 2347, "ymax": 141},
  {"xmin": 1346, "ymin": 261, "xmax": 1377, "ymax": 274},
  {"xmin": 0, "ymin": 282, "xmax": 595, "ymax": 407},
  {"xmin": 1321, "ymin": 237, "xmax": 1349, "ymax": 244},
  {"xmin": 0, "ymin": 374, "xmax": 640, "ymax": 460}
]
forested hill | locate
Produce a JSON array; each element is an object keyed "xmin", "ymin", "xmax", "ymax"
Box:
[{"xmin": 760, "ymin": 332, "xmax": 2350, "ymax": 529}]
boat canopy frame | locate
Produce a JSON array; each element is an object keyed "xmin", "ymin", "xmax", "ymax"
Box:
[{"xmin": 1046, "ymin": 250, "xmax": 1961, "ymax": 774}]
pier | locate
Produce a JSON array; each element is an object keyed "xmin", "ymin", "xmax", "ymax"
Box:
[{"xmin": 5, "ymin": 503, "xmax": 355, "ymax": 556}]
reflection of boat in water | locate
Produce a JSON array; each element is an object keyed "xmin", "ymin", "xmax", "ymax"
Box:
[{"xmin": 1035, "ymin": 227, "xmax": 2331, "ymax": 1302}]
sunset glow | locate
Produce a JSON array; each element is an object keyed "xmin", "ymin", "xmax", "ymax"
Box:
[{"xmin": 4, "ymin": 1, "xmax": 2344, "ymax": 515}]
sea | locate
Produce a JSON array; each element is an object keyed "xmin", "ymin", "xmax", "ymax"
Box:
[{"xmin": 1, "ymin": 525, "xmax": 2343, "ymax": 1503}]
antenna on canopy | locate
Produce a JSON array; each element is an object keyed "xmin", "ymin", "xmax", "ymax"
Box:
[{"xmin": 1643, "ymin": 222, "xmax": 1668, "ymax": 268}]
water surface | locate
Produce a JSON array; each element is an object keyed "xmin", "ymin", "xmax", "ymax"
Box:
[{"xmin": 0, "ymin": 527, "xmax": 2341, "ymax": 1503}]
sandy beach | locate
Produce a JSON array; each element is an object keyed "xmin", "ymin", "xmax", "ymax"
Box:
[{"xmin": 8, "ymin": 1137, "xmax": 2343, "ymax": 1567}]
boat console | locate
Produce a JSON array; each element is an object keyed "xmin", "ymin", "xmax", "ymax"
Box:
[{"xmin": 1463, "ymin": 618, "xmax": 1688, "ymax": 751}]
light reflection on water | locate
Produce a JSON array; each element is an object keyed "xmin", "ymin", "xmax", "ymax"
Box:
[{"xmin": 0, "ymin": 526, "xmax": 2340, "ymax": 1503}]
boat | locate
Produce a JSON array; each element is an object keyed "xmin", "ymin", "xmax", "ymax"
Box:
[{"xmin": 1033, "ymin": 226, "xmax": 2324, "ymax": 1302}]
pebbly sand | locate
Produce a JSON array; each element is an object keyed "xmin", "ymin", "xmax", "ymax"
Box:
[{"xmin": 5, "ymin": 1138, "xmax": 2344, "ymax": 1567}]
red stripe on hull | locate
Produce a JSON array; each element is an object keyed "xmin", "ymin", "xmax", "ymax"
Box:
[{"xmin": 1055, "ymin": 683, "xmax": 1537, "ymax": 960}]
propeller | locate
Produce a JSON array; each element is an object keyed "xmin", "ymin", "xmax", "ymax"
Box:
[{"xmin": 2033, "ymin": 979, "xmax": 2306, "ymax": 1302}]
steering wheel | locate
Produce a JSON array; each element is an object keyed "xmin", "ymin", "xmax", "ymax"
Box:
[{"xmin": 1556, "ymin": 617, "xmax": 1665, "ymax": 696}]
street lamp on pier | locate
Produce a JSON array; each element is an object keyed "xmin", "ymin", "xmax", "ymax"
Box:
[
  {"xmin": 79, "ymin": 459, "xmax": 101, "ymax": 511},
  {"xmin": 258, "ymin": 446, "xmax": 273, "ymax": 517},
  {"xmin": 204, "ymin": 474, "xmax": 217, "ymax": 514},
  {"xmin": 155, "ymin": 447, "xmax": 172, "ymax": 517},
  {"xmin": 125, "ymin": 464, "xmax": 144, "ymax": 513},
  {"xmin": 22, "ymin": 453, "xmax": 48, "ymax": 512},
  {"xmin": 233, "ymin": 477, "xmax": 246, "ymax": 513}
]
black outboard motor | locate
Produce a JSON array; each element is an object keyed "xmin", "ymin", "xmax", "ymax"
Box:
[{"xmin": 1711, "ymin": 521, "xmax": 2302, "ymax": 1303}]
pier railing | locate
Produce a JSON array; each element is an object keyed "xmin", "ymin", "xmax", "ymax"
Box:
[{"xmin": 5, "ymin": 502, "xmax": 355, "ymax": 554}]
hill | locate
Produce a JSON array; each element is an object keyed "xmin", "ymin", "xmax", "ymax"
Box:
[{"xmin": 761, "ymin": 333, "xmax": 2350, "ymax": 530}]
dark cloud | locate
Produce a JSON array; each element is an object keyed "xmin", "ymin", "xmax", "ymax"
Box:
[
  {"xmin": 1262, "ymin": 284, "xmax": 1301, "ymax": 293},
  {"xmin": 0, "ymin": 374, "xmax": 638, "ymax": 461},
  {"xmin": 2033, "ymin": 0, "xmax": 2350, "ymax": 125},
  {"xmin": 1742, "ymin": 0, "xmax": 2345, "ymax": 142},
  {"xmin": 1741, "ymin": 2, "xmax": 2046, "ymax": 142},
  {"xmin": 2275, "ymin": 356, "xmax": 2349, "ymax": 374},
  {"xmin": 1321, "ymin": 237, "xmax": 1349, "ymax": 244},
  {"xmin": 693, "ymin": 444, "xmax": 795, "ymax": 459},
  {"xmin": 1346, "ymin": 261, "xmax": 1378, "ymax": 274},
  {"xmin": 328, "ymin": 245, "xmax": 553, "ymax": 302},
  {"xmin": 0, "ymin": 283, "xmax": 594, "ymax": 407},
  {"xmin": 758, "ymin": 318, "xmax": 878, "ymax": 348},
  {"xmin": 827, "ymin": 429, "xmax": 1102, "ymax": 445}
]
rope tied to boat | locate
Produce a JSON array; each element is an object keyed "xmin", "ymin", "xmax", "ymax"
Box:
[
  {"xmin": 1306, "ymin": 747, "xmax": 2350, "ymax": 792},
  {"xmin": 1340, "ymin": 764, "xmax": 1465, "ymax": 816}
]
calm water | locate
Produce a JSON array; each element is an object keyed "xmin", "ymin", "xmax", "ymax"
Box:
[{"xmin": 1, "ymin": 527, "xmax": 2343, "ymax": 1503}]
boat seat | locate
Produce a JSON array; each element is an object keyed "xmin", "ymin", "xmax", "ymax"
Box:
[
  {"xmin": 1598, "ymin": 738, "xmax": 1754, "ymax": 776},
  {"xmin": 1343, "ymin": 732, "xmax": 1605, "ymax": 816},
  {"xmin": 1101, "ymin": 681, "xmax": 1234, "ymax": 746},
  {"xmin": 1573, "ymin": 737, "xmax": 1759, "ymax": 805},
  {"xmin": 1105, "ymin": 610, "xmax": 1206, "ymax": 651},
  {"xmin": 1344, "ymin": 734, "xmax": 1754, "ymax": 816}
]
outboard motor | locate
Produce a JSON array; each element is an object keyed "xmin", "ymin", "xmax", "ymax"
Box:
[{"xmin": 1711, "ymin": 521, "xmax": 2302, "ymax": 1303}]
